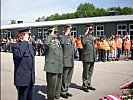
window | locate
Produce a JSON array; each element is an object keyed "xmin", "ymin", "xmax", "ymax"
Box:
[
  {"xmin": 130, "ymin": 24, "xmax": 133, "ymax": 29},
  {"xmin": 1, "ymin": 30, "xmax": 9, "ymax": 38},
  {"xmin": 71, "ymin": 26, "xmax": 77, "ymax": 38},
  {"xmin": 117, "ymin": 24, "xmax": 127, "ymax": 36},
  {"xmin": 129, "ymin": 24, "xmax": 133, "ymax": 39},
  {"xmin": 0, "ymin": 32, "xmax": 4, "ymax": 38},
  {"xmin": 3, "ymin": 33, "xmax": 8, "ymax": 38},
  {"xmin": 38, "ymin": 28, "xmax": 48, "ymax": 39},
  {"xmin": 96, "ymin": 25, "xmax": 104, "ymax": 36},
  {"xmin": 43, "ymin": 28, "xmax": 48, "ymax": 39},
  {"xmin": 38, "ymin": 28, "xmax": 43, "ymax": 38},
  {"xmin": 8, "ymin": 31, "xmax": 11, "ymax": 38}
]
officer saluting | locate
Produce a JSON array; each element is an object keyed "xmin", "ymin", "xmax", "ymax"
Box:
[
  {"xmin": 60, "ymin": 25, "xmax": 74, "ymax": 99},
  {"xmin": 44, "ymin": 26, "xmax": 63, "ymax": 100},
  {"xmin": 81, "ymin": 25, "xmax": 96, "ymax": 92},
  {"xmin": 12, "ymin": 28, "xmax": 35, "ymax": 100}
]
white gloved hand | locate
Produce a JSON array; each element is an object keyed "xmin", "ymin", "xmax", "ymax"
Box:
[
  {"xmin": 51, "ymin": 29, "xmax": 55, "ymax": 36},
  {"xmin": 65, "ymin": 31, "xmax": 69, "ymax": 35},
  {"xmin": 65, "ymin": 28, "xmax": 71, "ymax": 36},
  {"xmin": 23, "ymin": 34, "xmax": 29, "ymax": 41},
  {"xmin": 85, "ymin": 28, "xmax": 89, "ymax": 35}
]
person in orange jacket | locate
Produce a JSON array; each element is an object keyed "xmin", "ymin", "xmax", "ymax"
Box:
[
  {"xmin": 72, "ymin": 37, "xmax": 77, "ymax": 48},
  {"xmin": 72, "ymin": 37, "xmax": 78, "ymax": 59},
  {"xmin": 97, "ymin": 37, "xmax": 103, "ymax": 61},
  {"xmin": 97, "ymin": 36, "xmax": 105, "ymax": 62},
  {"xmin": 116, "ymin": 34, "xmax": 122, "ymax": 61},
  {"xmin": 110, "ymin": 36, "xmax": 116, "ymax": 61},
  {"xmin": 102, "ymin": 36, "xmax": 106, "ymax": 62},
  {"xmin": 131, "ymin": 37, "xmax": 133, "ymax": 60},
  {"xmin": 77, "ymin": 35, "xmax": 83, "ymax": 61},
  {"xmin": 124, "ymin": 37, "xmax": 131, "ymax": 61}
]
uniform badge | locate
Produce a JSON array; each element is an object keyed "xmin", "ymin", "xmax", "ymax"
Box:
[{"xmin": 52, "ymin": 40, "xmax": 55, "ymax": 42}]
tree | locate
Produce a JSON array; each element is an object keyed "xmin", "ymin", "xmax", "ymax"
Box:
[
  {"xmin": 75, "ymin": 3, "xmax": 96, "ymax": 18},
  {"xmin": 61, "ymin": 13, "xmax": 75, "ymax": 19},
  {"xmin": 121, "ymin": 7, "xmax": 133, "ymax": 15},
  {"xmin": 45, "ymin": 13, "xmax": 59, "ymax": 21},
  {"xmin": 95, "ymin": 8, "xmax": 108, "ymax": 16},
  {"xmin": 108, "ymin": 7, "xmax": 121, "ymax": 12},
  {"xmin": 35, "ymin": 16, "xmax": 45, "ymax": 22},
  {"xmin": 107, "ymin": 7, "xmax": 133, "ymax": 15},
  {"xmin": 35, "ymin": 3, "xmax": 133, "ymax": 22}
]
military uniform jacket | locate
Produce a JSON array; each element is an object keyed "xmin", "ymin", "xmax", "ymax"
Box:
[
  {"xmin": 44, "ymin": 35, "xmax": 63, "ymax": 74},
  {"xmin": 12, "ymin": 41, "xmax": 35, "ymax": 86},
  {"xmin": 81, "ymin": 35, "xmax": 96, "ymax": 62},
  {"xmin": 60, "ymin": 35, "xmax": 74, "ymax": 67}
]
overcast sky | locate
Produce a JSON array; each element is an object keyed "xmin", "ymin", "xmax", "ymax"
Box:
[{"xmin": 1, "ymin": 0, "xmax": 133, "ymax": 25}]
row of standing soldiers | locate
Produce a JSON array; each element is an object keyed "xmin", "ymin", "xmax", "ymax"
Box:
[
  {"xmin": 12, "ymin": 25, "xmax": 96, "ymax": 100},
  {"xmin": 44, "ymin": 25, "xmax": 96, "ymax": 99}
]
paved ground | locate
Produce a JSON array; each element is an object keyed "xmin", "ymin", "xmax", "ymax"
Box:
[{"xmin": 1, "ymin": 52, "xmax": 133, "ymax": 100}]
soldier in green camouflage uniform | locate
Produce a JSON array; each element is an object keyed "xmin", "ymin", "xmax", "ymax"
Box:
[
  {"xmin": 60, "ymin": 25, "xmax": 74, "ymax": 99},
  {"xmin": 81, "ymin": 25, "xmax": 96, "ymax": 92},
  {"xmin": 44, "ymin": 26, "xmax": 63, "ymax": 100}
]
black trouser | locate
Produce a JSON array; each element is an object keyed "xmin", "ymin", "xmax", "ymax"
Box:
[
  {"xmin": 131, "ymin": 50, "xmax": 133, "ymax": 60},
  {"xmin": 32, "ymin": 44, "xmax": 36, "ymax": 55},
  {"xmin": 106, "ymin": 50, "xmax": 110, "ymax": 61},
  {"xmin": 102, "ymin": 49, "xmax": 106, "ymax": 62},
  {"xmin": 98, "ymin": 49, "xmax": 102, "ymax": 61},
  {"xmin": 98, "ymin": 49, "xmax": 105, "ymax": 61},
  {"xmin": 61, "ymin": 67, "xmax": 74, "ymax": 94},
  {"xmin": 74, "ymin": 48, "xmax": 78, "ymax": 59},
  {"xmin": 122, "ymin": 43, "xmax": 124, "ymax": 55},
  {"xmin": 9, "ymin": 44, "xmax": 13, "ymax": 53},
  {"xmin": 37, "ymin": 44, "xmax": 42, "ymax": 56},
  {"xmin": 116, "ymin": 48, "xmax": 121, "ymax": 61},
  {"xmin": 82, "ymin": 62, "xmax": 94, "ymax": 88},
  {"xmin": 78, "ymin": 48, "xmax": 82, "ymax": 61},
  {"xmin": 16, "ymin": 83, "xmax": 34, "ymax": 100}
]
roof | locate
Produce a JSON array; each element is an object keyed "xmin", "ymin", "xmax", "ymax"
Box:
[{"xmin": 1, "ymin": 14, "xmax": 133, "ymax": 30}]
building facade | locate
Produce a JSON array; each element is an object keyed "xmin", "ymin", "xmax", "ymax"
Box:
[{"xmin": 1, "ymin": 15, "xmax": 133, "ymax": 39}]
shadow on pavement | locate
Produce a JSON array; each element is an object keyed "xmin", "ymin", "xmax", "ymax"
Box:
[
  {"xmin": 33, "ymin": 85, "xmax": 47, "ymax": 100},
  {"xmin": 70, "ymin": 83, "xmax": 83, "ymax": 90}
]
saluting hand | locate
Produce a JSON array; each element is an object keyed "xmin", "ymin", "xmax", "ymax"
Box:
[
  {"xmin": 51, "ymin": 29, "xmax": 55, "ymax": 36},
  {"xmin": 85, "ymin": 28, "xmax": 89, "ymax": 35},
  {"xmin": 65, "ymin": 28, "xmax": 71, "ymax": 36},
  {"xmin": 23, "ymin": 34, "xmax": 29, "ymax": 41}
]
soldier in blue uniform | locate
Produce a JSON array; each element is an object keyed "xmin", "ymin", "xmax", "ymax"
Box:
[
  {"xmin": 12, "ymin": 28, "xmax": 35, "ymax": 100},
  {"xmin": 81, "ymin": 25, "xmax": 96, "ymax": 92}
]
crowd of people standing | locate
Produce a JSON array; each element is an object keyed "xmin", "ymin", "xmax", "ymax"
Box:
[
  {"xmin": 72, "ymin": 33, "xmax": 133, "ymax": 62},
  {"xmin": 0, "ymin": 37, "xmax": 45, "ymax": 56},
  {"xmin": 1, "ymin": 32, "xmax": 133, "ymax": 62}
]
